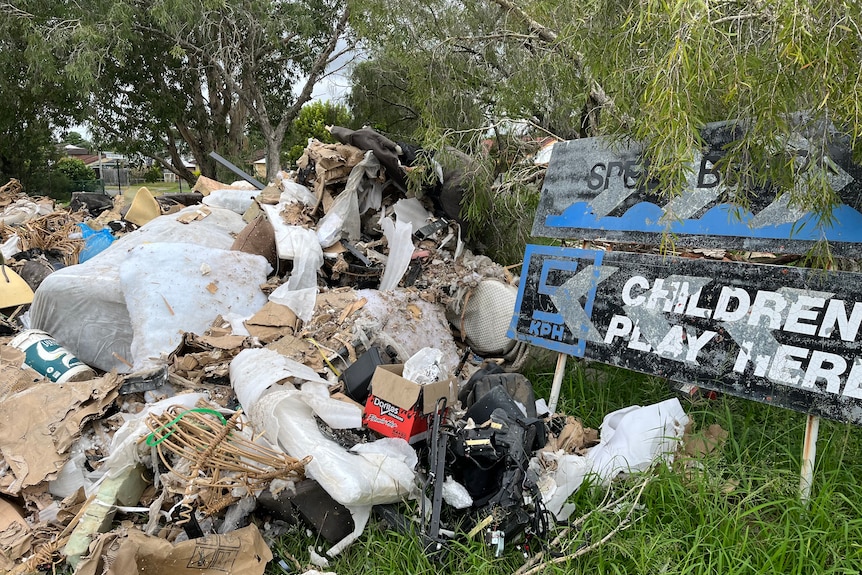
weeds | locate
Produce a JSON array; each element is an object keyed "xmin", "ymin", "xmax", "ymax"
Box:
[{"xmin": 270, "ymin": 360, "xmax": 862, "ymax": 574}]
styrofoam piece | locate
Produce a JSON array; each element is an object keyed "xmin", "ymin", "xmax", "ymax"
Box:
[
  {"xmin": 119, "ymin": 243, "xmax": 270, "ymax": 372},
  {"xmin": 248, "ymin": 386, "xmax": 418, "ymax": 556},
  {"xmin": 378, "ymin": 214, "xmax": 413, "ymax": 291},
  {"xmin": 442, "ymin": 476, "xmax": 473, "ymax": 509},
  {"xmin": 203, "ymin": 188, "xmax": 261, "ymax": 214},
  {"xmin": 30, "ymin": 206, "xmax": 249, "ymax": 372},
  {"xmin": 231, "ymin": 347, "xmax": 329, "ymax": 409},
  {"xmin": 223, "ymin": 312, "xmax": 252, "ymax": 336},
  {"xmin": 268, "ymin": 285, "xmax": 318, "ymax": 323}
]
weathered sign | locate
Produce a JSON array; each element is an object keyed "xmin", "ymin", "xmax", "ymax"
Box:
[
  {"xmin": 508, "ymin": 245, "xmax": 862, "ymax": 423},
  {"xmin": 532, "ymin": 120, "xmax": 862, "ymax": 256}
]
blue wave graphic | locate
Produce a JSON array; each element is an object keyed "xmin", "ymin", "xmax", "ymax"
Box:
[{"xmin": 545, "ymin": 202, "xmax": 862, "ymax": 242}]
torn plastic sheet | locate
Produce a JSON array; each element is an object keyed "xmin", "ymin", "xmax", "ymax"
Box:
[
  {"xmin": 268, "ymin": 284, "xmax": 317, "ymax": 324},
  {"xmin": 97, "ymin": 393, "xmax": 207, "ymax": 485},
  {"xmin": 532, "ymin": 451, "xmax": 591, "ymax": 521},
  {"xmin": 281, "ymin": 181, "xmax": 318, "ymax": 206},
  {"xmin": 349, "ymin": 151, "xmax": 383, "ymax": 214},
  {"xmin": 202, "ymin": 188, "xmax": 261, "ymax": 214},
  {"xmin": 588, "ymin": 398, "xmax": 689, "ymax": 481},
  {"xmin": 0, "ymin": 234, "xmax": 19, "ymax": 260},
  {"xmin": 393, "ymin": 198, "xmax": 432, "ymax": 235},
  {"xmin": 262, "ymin": 203, "xmax": 324, "ymax": 291},
  {"xmin": 534, "ymin": 398, "xmax": 689, "ymax": 521},
  {"xmin": 231, "ymin": 347, "xmax": 329, "ymax": 409},
  {"xmin": 316, "ymin": 188, "xmax": 360, "ymax": 248},
  {"xmin": 378, "ymin": 214, "xmax": 413, "ymax": 291},
  {"xmin": 247, "ymin": 385, "xmax": 418, "ymax": 556}
]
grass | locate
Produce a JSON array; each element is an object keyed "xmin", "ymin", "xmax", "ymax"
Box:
[
  {"xmin": 265, "ymin": 360, "xmax": 862, "ymax": 574},
  {"xmin": 111, "ymin": 180, "xmax": 191, "ymax": 198}
]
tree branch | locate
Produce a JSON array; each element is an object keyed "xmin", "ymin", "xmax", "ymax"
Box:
[{"xmin": 487, "ymin": 0, "xmax": 629, "ymax": 131}]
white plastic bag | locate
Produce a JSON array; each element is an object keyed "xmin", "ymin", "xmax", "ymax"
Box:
[{"xmin": 403, "ymin": 347, "xmax": 444, "ymax": 384}]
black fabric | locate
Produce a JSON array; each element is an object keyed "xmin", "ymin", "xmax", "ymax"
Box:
[{"xmin": 329, "ymin": 126, "xmax": 406, "ymax": 188}]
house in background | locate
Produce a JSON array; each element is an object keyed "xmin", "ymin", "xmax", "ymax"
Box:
[
  {"xmin": 61, "ymin": 145, "xmax": 129, "ymax": 190},
  {"xmin": 252, "ymin": 157, "xmax": 267, "ymax": 179},
  {"xmin": 249, "ymin": 150, "xmax": 267, "ymax": 179},
  {"xmin": 162, "ymin": 158, "xmax": 197, "ymax": 183}
]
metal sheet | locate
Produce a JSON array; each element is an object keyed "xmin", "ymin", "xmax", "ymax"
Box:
[
  {"xmin": 532, "ymin": 120, "xmax": 862, "ymax": 256},
  {"xmin": 509, "ymin": 245, "xmax": 862, "ymax": 424}
]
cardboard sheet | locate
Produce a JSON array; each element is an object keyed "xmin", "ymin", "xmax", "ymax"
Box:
[
  {"xmin": 0, "ymin": 374, "xmax": 120, "ymax": 494},
  {"xmin": 75, "ymin": 524, "xmax": 271, "ymax": 575}
]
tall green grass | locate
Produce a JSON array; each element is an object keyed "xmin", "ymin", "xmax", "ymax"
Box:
[{"xmin": 268, "ymin": 360, "xmax": 862, "ymax": 574}]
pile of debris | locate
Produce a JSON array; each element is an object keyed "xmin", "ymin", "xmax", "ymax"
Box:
[{"xmin": 0, "ymin": 130, "xmax": 700, "ymax": 575}]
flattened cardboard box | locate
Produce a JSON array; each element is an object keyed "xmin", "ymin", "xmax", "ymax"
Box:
[{"xmin": 363, "ymin": 364, "xmax": 457, "ymax": 443}]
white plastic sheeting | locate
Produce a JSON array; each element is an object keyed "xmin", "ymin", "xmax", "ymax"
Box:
[
  {"xmin": 29, "ymin": 206, "xmax": 262, "ymax": 373},
  {"xmin": 535, "ymin": 398, "xmax": 689, "ymax": 521},
  {"xmin": 118, "ymin": 243, "xmax": 269, "ymax": 371},
  {"xmin": 233, "ymin": 348, "xmax": 418, "ymax": 556},
  {"xmin": 202, "ymin": 188, "xmax": 262, "ymax": 214},
  {"xmin": 353, "ymin": 289, "xmax": 461, "ymax": 373}
]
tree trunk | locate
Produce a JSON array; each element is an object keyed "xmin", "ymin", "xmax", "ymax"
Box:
[{"xmin": 264, "ymin": 131, "xmax": 284, "ymax": 184}]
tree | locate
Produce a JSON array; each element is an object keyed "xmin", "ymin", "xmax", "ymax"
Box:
[
  {"xmin": 63, "ymin": 131, "xmax": 90, "ymax": 148},
  {"xmin": 351, "ymin": 0, "xmax": 862, "ymax": 259},
  {"xmin": 2, "ymin": 0, "xmax": 355, "ymax": 184},
  {"xmin": 0, "ymin": 2, "xmax": 85, "ymax": 195},
  {"xmin": 284, "ymin": 100, "xmax": 353, "ymax": 165},
  {"xmin": 55, "ymin": 157, "xmax": 95, "ymax": 182}
]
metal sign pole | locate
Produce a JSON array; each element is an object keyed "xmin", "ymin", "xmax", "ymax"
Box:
[{"xmin": 799, "ymin": 414, "xmax": 820, "ymax": 503}]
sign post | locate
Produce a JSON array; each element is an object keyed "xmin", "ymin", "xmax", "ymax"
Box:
[
  {"xmin": 515, "ymin": 122, "xmax": 862, "ymax": 501},
  {"xmin": 547, "ymin": 352, "xmax": 567, "ymax": 414}
]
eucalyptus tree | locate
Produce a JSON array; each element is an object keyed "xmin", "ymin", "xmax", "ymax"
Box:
[
  {"xmin": 2, "ymin": 0, "xmax": 354, "ymax": 183},
  {"xmin": 0, "ymin": 3, "xmax": 85, "ymax": 193}
]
